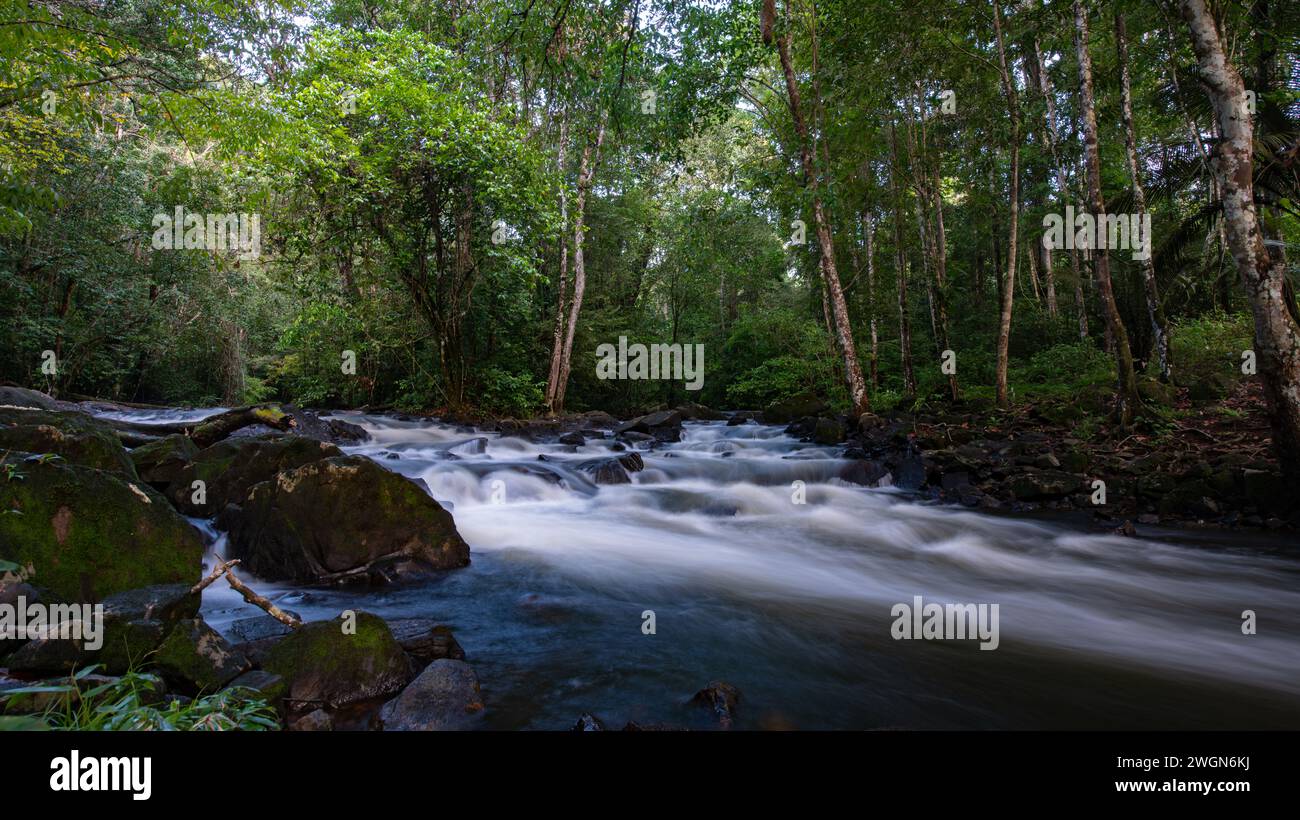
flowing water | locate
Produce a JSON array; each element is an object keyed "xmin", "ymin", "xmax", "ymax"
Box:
[{"xmin": 105, "ymin": 408, "xmax": 1300, "ymax": 730}]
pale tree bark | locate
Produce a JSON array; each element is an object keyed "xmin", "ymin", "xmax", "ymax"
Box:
[
  {"xmin": 889, "ymin": 122, "xmax": 917, "ymax": 399},
  {"xmin": 1179, "ymin": 0, "xmax": 1300, "ymax": 477},
  {"xmin": 764, "ymin": 0, "xmax": 871, "ymax": 416},
  {"xmin": 552, "ymin": 119, "xmax": 606, "ymax": 413},
  {"xmin": 1075, "ymin": 0, "xmax": 1141, "ymax": 427},
  {"xmin": 863, "ymin": 212, "xmax": 880, "ymax": 388},
  {"xmin": 1032, "ymin": 37, "xmax": 1085, "ymax": 337},
  {"xmin": 544, "ymin": 110, "xmax": 571, "ymax": 412},
  {"xmin": 992, "ymin": 0, "xmax": 1021, "ymax": 409},
  {"xmin": 1116, "ymin": 10, "xmax": 1172, "ymax": 382}
]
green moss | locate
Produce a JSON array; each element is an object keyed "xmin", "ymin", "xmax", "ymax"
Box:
[
  {"xmin": 0, "ymin": 457, "xmax": 204, "ymax": 602},
  {"xmin": 262, "ymin": 612, "xmax": 411, "ymax": 708},
  {"xmin": 0, "ymin": 409, "xmax": 137, "ymax": 479}
]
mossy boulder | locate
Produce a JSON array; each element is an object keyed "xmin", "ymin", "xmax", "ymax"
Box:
[
  {"xmin": 220, "ymin": 456, "xmax": 470, "ymax": 584},
  {"xmin": 262, "ymin": 612, "xmax": 412, "ymax": 709},
  {"xmin": 1009, "ymin": 470, "xmax": 1085, "ymax": 500},
  {"xmin": 129, "ymin": 434, "xmax": 199, "ymax": 490},
  {"xmin": 167, "ymin": 435, "xmax": 342, "ymax": 516},
  {"xmin": 762, "ymin": 392, "xmax": 829, "ymax": 424},
  {"xmin": 0, "ymin": 457, "xmax": 205, "ymax": 602},
  {"xmin": 0, "ymin": 408, "xmax": 135, "ymax": 478},
  {"xmin": 1136, "ymin": 376, "xmax": 1177, "ymax": 406},
  {"xmin": 152, "ymin": 618, "xmax": 249, "ymax": 694},
  {"xmin": 812, "ymin": 417, "xmax": 844, "ymax": 445}
]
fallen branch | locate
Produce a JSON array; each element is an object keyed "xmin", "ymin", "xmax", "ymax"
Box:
[
  {"xmin": 103, "ymin": 405, "xmax": 297, "ymax": 448},
  {"xmin": 224, "ymin": 569, "xmax": 303, "ymax": 629},
  {"xmin": 190, "ymin": 558, "xmax": 241, "ymax": 595}
]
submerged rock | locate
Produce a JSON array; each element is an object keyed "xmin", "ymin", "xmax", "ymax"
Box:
[
  {"xmin": 691, "ymin": 680, "xmax": 741, "ymax": 729},
  {"xmin": 220, "ymin": 455, "xmax": 470, "ymax": 584},
  {"xmin": 0, "ymin": 457, "xmax": 204, "ymax": 602},
  {"xmin": 380, "ymin": 659, "xmax": 484, "ymax": 731}
]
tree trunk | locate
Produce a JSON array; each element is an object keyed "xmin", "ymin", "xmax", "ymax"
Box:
[
  {"xmin": 1076, "ymin": 0, "xmax": 1141, "ymax": 427},
  {"xmin": 1179, "ymin": 0, "xmax": 1300, "ymax": 477},
  {"xmin": 1116, "ymin": 10, "xmax": 1172, "ymax": 381},
  {"xmin": 544, "ymin": 112, "xmax": 571, "ymax": 412},
  {"xmin": 992, "ymin": 0, "xmax": 1021, "ymax": 409},
  {"xmin": 767, "ymin": 3, "xmax": 870, "ymax": 416},
  {"xmin": 553, "ymin": 119, "xmax": 606, "ymax": 413},
  {"xmin": 863, "ymin": 212, "xmax": 880, "ymax": 388}
]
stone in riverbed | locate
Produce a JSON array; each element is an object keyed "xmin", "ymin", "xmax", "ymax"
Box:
[
  {"xmin": 384, "ymin": 618, "xmax": 466, "ymax": 666},
  {"xmin": 0, "ymin": 408, "xmax": 137, "ymax": 477},
  {"xmin": 379, "ymin": 659, "xmax": 485, "ymax": 731},
  {"xmin": 168, "ymin": 435, "xmax": 343, "ymax": 516},
  {"xmin": 219, "ymin": 455, "xmax": 469, "ymax": 584},
  {"xmin": 0, "ymin": 457, "xmax": 204, "ymax": 602},
  {"xmin": 690, "ymin": 680, "xmax": 741, "ymax": 729},
  {"xmin": 762, "ymin": 392, "xmax": 828, "ymax": 424},
  {"xmin": 152, "ymin": 618, "xmax": 250, "ymax": 694},
  {"xmin": 129, "ymin": 434, "xmax": 198, "ymax": 489},
  {"xmin": 262, "ymin": 612, "xmax": 412, "ymax": 710},
  {"xmin": 576, "ymin": 452, "xmax": 645, "ymax": 485},
  {"xmin": 1008, "ymin": 470, "xmax": 1085, "ymax": 500}
]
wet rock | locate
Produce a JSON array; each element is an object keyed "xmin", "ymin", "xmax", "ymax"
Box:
[
  {"xmin": 762, "ymin": 392, "xmax": 828, "ymax": 424},
  {"xmin": 262, "ymin": 613, "xmax": 412, "ymax": 709},
  {"xmin": 576, "ymin": 452, "xmax": 645, "ymax": 485},
  {"xmin": 0, "ymin": 408, "xmax": 136, "ymax": 477},
  {"xmin": 690, "ymin": 680, "xmax": 741, "ymax": 729},
  {"xmin": 227, "ymin": 613, "xmax": 296, "ymax": 644},
  {"xmin": 839, "ymin": 459, "xmax": 890, "ymax": 487},
  {"xmin": 129, "ymin": 434, "xmax": 199, "ymax": 489},
  {"xmin": 168, "ymin": 435, "xmax": 343, "ymax": 516},
  {"xmin": 385, "ymin": 619, "xmax": 466, "ymax": 666},
  {"xmin": 615, "ymin": 410, "xmax": 682, "ymax": 436},
  {"xmin": 226, "ymin": 670, "xmax": 287, "ymax": 713},
  {"xmin": 220, "ymin": 456, "xmax": 470, "ymax": 584},
  {"xmin": 0, "ymin": 386, "xmax": 60, "ymax": 410},
  {"xmin": 152, "ymin": 618, "xmax": 250, "ymax": 694},
  {"xmin": 726, "ymin": 411, "xmax": 758, "ymax": 426},
  {"xmin": 325, "ymin": 417, "xmax": 369, "ymax": 442},
  {"xmin": 379, "ymin": 659, "xmax": 485, "ymax": 731},
  {"xmin": 558, "ymin": 431, "xmax": 586, "ymax": 446},
  {"xmin": 891, "ymin": 452, "xmax": 928, "ymax": 490},
  {"xmin": 812, "ymin": 417, "xmax": 844, "ymax": 445},
  {"xmin": 0, "ymin": 456, "xmax": 204, "ymax": 602}
]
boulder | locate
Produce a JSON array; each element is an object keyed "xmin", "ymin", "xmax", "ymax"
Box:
[
  {"xmin": 558, "ymin": 431, "xmax": 586, "ymax": 446},
  {"xmin": 152, "ymin": 618, "xmax": 250, "ymax": 693},
  {"xmin": 690, "ymin": 680, "xmax": 741, "ymax": 729},
  {"xmin": 128, "ymin": 434, "xmax": 198, "ymax": 490},
  {"xmin": 379, "ymin": 659, "xmax": 485, "ymax": 731},
  {"xmin": 291, "ymin": 708, "xmax": 333, "ymax": 731},
  {"xmin": 615, "ymin": 410, "xmax": 682, "ymax": 436},
  {"xmin": 675, "ymin": 402, "xmax": 724, "ymax": 421},
  {"xmin": 262, "ymin": 613, "xmax": 412, "ymax": 709},
  {"xmin": 226, "ymin": 670, "xmax": 287, "ymax": 713},
  {"xmin": 0, "ymin": 457, "xmax": 204, "ymax": 602},
  {"xmin": 219, "ymin": 456, "xmax": 469, "ymax": 584},
  {"xmin": 576, "ymin": 452, "xmax": 645, "ymax": 486},
  {"xmin": 0, "ymin": 408, "xmax": 136, "ymax": 477},
  {"xmin": 385, "ymin": 619, "xmax": 466, "ymax": 666},
  {"xmin": 1186, "ymin": 371, "xmax": 1236, "ymax": 402},
  {"xmin": 762, "ymin": 392, "xmax": 828, "ymax": 424},
  {"xmin": 168, "ymin": 435, "xmax": 343, "ymax": 516},
  {"xmin": 812, "ymin": 417, "xmax": 844, "ymax": 445},
  {"xmin": 572, "ymin": 713, "xmax": 606, "ymax": 731},
  {"xmin": 0, "ymin": 386, "xmax": 60, "ymax": 410}
]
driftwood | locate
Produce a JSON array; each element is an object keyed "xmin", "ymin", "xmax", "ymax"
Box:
[
  {"xmin": 191, "ymin": 558, "xmax": 302, "ymax": 629},
  {"xmin": 104, "ymin": 405, "xmax": 296, "ymax": 448}
]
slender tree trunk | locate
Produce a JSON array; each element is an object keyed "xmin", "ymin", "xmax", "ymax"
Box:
[
  {"xmin": 889, "ymin": 123, "xmax": 916, "ymax": 399},
  {"xmin": 1076, "ymin": 0, "xmax": 1140, "ymax": 426},
  {"xmin": 1179, "ymin": 0, "xmax": 1300, "ymax": 477},
  {"xmin": 544, "ymin": 112, "xmax": 571, "ymax": 412},
  {"xmin": 863, "ymin": 212, "xmax": 880, "ymax": 388},
  {"xmin": 765, "ymin": 2, "xmax": 870, "ymax": 416},
  {"xmin": 1116, "ymin": 10, "xmax": 1172, "ymax": 381},
  {"xmin": 553, "ymin": 119, "xmax": 606, "ymax": 412},
  {"xmin": 992, "ymin": 0, "xmax": 1021, "ymax": 409}
]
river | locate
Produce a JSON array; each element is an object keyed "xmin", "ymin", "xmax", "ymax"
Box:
[{"xmin": 97, "ymin": 408, "xmax": 1300, "ymax": 729}]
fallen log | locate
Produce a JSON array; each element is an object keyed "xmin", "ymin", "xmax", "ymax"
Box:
[{"xmin": 102, "ymin": 405, "xmax": 296, "ymax": 447}]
